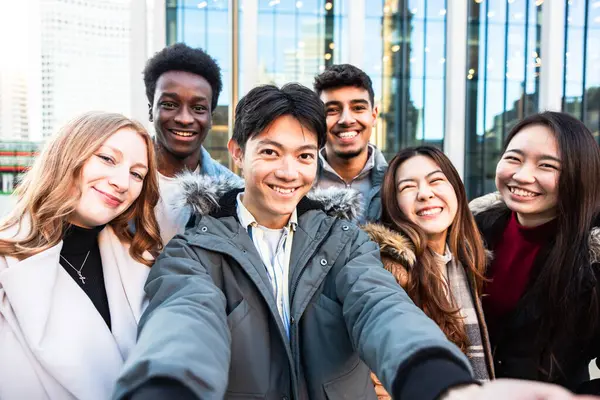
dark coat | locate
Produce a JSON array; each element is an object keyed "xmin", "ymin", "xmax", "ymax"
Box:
[
  {"xmin": 470, "ymin": 193, "xmax": 600, "ymax": 393},
  {"xmin": 114, "ymin": 175, "xmax": 472, "ymax": 400}
]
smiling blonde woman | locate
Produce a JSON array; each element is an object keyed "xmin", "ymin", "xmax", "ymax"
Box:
[{"xmin": 0, "ymin": 111, "xmax": 161, "ymax": 399}]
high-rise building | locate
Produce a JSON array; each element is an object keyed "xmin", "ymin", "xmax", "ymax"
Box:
[
  {"xmin": 32, "ymin": 0, "xmax": 132, "ymax": 139},
  {"xmin": 0, "ymin": 71, "xmax": 29, "ymax": 140}
]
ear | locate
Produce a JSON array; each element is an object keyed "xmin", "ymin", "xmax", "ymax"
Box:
[
  {"xmin": 371, "ymin": 104, "xmax": 379, "ymax": 123},
  {"xmin": 148, "ymin": 103, "xmax": 153, "ymax": 122},
  {"xmin": 227, "ymin": 138, "xmax": 245, "ymax": 170}
]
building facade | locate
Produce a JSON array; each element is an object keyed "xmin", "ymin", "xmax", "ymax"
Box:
[{"xmin": 163, "ymin": 0, "xmax": 599, "ymax": 199}]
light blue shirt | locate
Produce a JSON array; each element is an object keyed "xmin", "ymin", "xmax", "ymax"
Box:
[{"xmin": 236, "ymin": 192, "xmax": 297, "ymax": 337}]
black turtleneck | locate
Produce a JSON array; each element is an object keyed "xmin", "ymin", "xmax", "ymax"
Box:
[{"xmin": 60, "ymin": 224, "xmax": 111, "ymax": 330}]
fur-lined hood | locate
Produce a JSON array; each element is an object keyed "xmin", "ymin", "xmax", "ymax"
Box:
[
  {"xmin": 362, "ymin": 223, "xmax": 417, "ymax": 268},
  {"xmin": 171, "ymin": 172, "xmax": 364, "ymax": 221},
  {"xmin": 469, "ymin": 192, "xmax": 600, "ymax": 265}
]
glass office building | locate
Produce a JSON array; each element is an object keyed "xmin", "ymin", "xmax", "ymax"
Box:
[{"xmin": 165, "ymin": 0, "xmax": 600, "ymax": 198}]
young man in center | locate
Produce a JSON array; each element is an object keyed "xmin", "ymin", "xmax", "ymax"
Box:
[
  {"xmin": 144, "ymin": 43, "xmax": 240, "ymax": 244},
  {"xmin": 114, "ymin": 84, "xmax": 579, "ymax": 400},
  {"xmin": 313, "ymin": 64, "xmax": 388, "ymax": 223}
]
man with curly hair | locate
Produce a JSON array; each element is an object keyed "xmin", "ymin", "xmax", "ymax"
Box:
[
  {"xmin": 313, "ymin": 64, "xmax": 387, "ymax": 223},
  {"xmin": 143, "ymin": 43, "xmax": 240, "ymax": 243}
]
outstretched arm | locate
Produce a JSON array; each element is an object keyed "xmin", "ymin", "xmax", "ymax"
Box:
[{"xmin": 113, "ymin": 235, "xmax": 231, "ymax": 400}]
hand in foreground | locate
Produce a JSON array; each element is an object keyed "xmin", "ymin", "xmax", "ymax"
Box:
[{"xmin": 442, "ymin": 379, "xmax": 600, "ymax": 400}]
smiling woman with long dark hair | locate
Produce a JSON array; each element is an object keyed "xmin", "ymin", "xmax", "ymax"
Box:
[
  {"xmin": 364, "ymin": 146, "xmax": 493, "ymax": 398},
  {"xmin": 470, "ymin": 111, "xmax": 600, "ymax": 393}
]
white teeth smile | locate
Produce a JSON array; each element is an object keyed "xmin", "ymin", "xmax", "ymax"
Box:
[
  {"xmin": 271, "ymin": 186, "xmax": 297, "ymax": 194},
  {"xmin": 172, "ymin": 130, "xmax": 195, "ymax": 137},
  {"xmin": 417, "ymin": 207, "xmax": 442, "ymax": 216},
  {"xmin": 510, "ymin": 187, "xmax": 538, "ymax": 197},
  {"xmin": 338, "ymin": 131, "xmax": 358, "ymax": 139}
]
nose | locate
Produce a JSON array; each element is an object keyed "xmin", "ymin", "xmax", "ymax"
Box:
[
  {"xmin": 274, "ymin": 157, "xmax": 299, "ymax": 181},
  {"xmin": 174, "ymin": 105, "xmax": 194, "ymax": 126},
  {"xmin": 337, "ymin": 106, "xmax": 356, "ymax": 126},
  {"xmin": 108, "ymin": 167, "xmax": 130, "ymax": 193},
  {"xmin": 511, "ymin": 164, "xmax": 536, "ymax": 184},
  {"xmin": 417, "ymin": 184, "xmax": 435, "ymax": 202}
]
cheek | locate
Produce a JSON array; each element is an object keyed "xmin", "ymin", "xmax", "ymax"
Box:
[
  {"xmin": 300, "ymin": 163, "xmax": 318, "ymax": 183},
  {"xmin": 495, "ymin": 163, "xmax": 510, "ymax": 180},
  {"xmin": 326, "ymin": 117, "xmax": 337, "ymax": 132},
  {"xmin": 396, "ymin": 194, "xmax": 415, "ymax": 220},
  {"xmin": 539, "ymin": 173, "xmax": 560, "ymax": 196},
  {"xmin": 129, "ymin": 181, "xmax": 144, "ymax": 203},
  {"xmin": 445, "ymin": 191, "xmax": 459, "ymax": 220}
]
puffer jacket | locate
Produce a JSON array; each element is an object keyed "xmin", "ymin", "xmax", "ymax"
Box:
[
  {"xmin": 363, "ymin": 223, "xmax": 495, "ymax": 399},
  {"xmin": 114, "ymin": 175, "xmax": 474, "ymax": 400}
]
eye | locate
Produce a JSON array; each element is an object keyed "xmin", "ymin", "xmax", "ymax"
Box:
[
  {"xmin": 431, "ymin": 178, "xmax": 444, "ymax": 183},
  {"xmin": 96, "ymin": 154, "xmax": 115, "ymax": 164},
  {"xmin": 398, "ymin": 185, "xmax": 415, "ymax": 193},
  {"xmin": 540, "ymin": 163, "xmax": 559, "ymax": 170},
  {"xmin": 130, "ymin": 171, "xmax": 144, "ymax": 180},
  {"xmin": 299, "ymin": 153, "xmax": 315, "ymax": 160},
  {"xmin": 326, "ymin": 107, "xmax": 339, "ymax": 115},
  {"xmin": 160, "ymin": 101, "xmax": 177, "ymax": 109},
  {"xmin": 353, "ymin": 105, "xmax": 367, "ymax": 112},
  {"xmin": 261, "ymin": 148, "xmax": 278, "ymax": 157},
  {"xmin": 504, "ymin": 155, "xmax": 520, "ymax": 162},
  {"xmin": 193, "ymin": 105, "xmax": 207, "ymax": 113}
]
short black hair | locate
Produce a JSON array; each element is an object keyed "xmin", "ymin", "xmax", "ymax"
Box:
[
  {"xmin": 143, "ymin": 43, "xmax": 223, "ymax": 111},
  {"xmin": 313, "ymin": 64, "xmax": 375, "ymax": 106},
  {"xmin": 233, "ymin": 84, "xmax": 327, "ymax": 149}
]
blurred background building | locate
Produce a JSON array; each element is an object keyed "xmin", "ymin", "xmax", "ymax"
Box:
[{"xmin": 0, "ymin": 0, "xmax": 599, "ymax": 200}]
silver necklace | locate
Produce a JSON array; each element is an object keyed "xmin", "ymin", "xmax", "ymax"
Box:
[{"xmin": 60, "ymin": 251, "xmax": 90, "ymax": 285}]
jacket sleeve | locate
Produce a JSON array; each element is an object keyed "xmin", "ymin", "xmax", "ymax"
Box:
[
  {"xmin": 335, "ymin": 228, "xmax": 474, "ymax": 400},
  {"xmin": 113, "ymin": 235, "xmax": 231, "ymax": 400}
]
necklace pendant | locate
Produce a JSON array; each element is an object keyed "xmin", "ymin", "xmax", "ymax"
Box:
[{"xmin": 78, "ymin": 272, "xmax": 86, "ymax": 285}]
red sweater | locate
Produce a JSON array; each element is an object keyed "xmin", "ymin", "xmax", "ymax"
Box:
[{"xmin": 483, "ymin": 212, "xmax": 557, "ymax": 318}]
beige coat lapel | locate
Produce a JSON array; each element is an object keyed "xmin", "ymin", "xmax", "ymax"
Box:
[
  {"xmin": 0, "ymin": 226, "xmax": 151, "ymax": 400},
  {"xmin": 99, "ymin": 226, "xmax": 150, "ymax": 360}
]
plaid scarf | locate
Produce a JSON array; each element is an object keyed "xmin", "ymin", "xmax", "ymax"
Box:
[{"xmin": 440, "ymin": 250, "xmax": 490, "ymax": 381}]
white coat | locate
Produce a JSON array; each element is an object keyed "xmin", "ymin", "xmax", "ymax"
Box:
[{"xmin": 0, "ymin": 224, "xmax": 151, "ymax": 400}]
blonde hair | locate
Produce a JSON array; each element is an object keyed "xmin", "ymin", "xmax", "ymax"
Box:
[{"xmin": 0, "ymin": 111, "xmax": 162, "ymax": 266}]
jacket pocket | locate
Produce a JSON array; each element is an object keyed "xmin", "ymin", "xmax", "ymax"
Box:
[
  {"xmin": 323, "ymin": 360, "xmax": 377, "ymax": 400},
  {"xmin": 227, "ymin": 298, "xmax": 249, "ymax": 331}
]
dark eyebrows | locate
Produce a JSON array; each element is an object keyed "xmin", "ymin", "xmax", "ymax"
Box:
[
  {"xmin": 324, "ymin": 99, "xmax": 370, "ymax": 107},
  {"xmin": 159, "ymin": 92, "xmax": 209, "ymax": 102},
  {"xmin": 505, "ymin": 149, "xmax": 561, "ymax": 163},
  {"xmin": 256, "ymin": 139, "xmax": 284, "ymax": 150},
  {"xmin": 397, "ymin": 169, "xmax": 444, "ymax": 185},
  {"xmin": 256, "ymin": 139, "xmax": 317, "ymax": 152},
  {"xmin": 297, "ymin": 144, "xmax": 319, "ymax": 152}
]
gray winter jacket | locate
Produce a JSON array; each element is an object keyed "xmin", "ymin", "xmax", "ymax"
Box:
[
  {"xmin": 316, "ymin": 146, "xmax": 387, "ymax": 223},
  {"xmin": 114, "ymin": 175, "xmax": 473, "ymax": 400}
]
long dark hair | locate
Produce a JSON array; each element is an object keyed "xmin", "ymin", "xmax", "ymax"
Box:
[
  {"xmin": 380, "ymin": 146, "xmax": 487, "ymax": 352},
  {"xmin": 502, "ymin": 111, "xmax": 600, "ymax": 349}
]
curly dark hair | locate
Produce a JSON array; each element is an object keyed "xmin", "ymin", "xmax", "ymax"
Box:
[
  {"xmin": 143, "ymin": 43, "xmax": 223, "ymax": 111},
  {"xmin": 313, "ymin": 64, "xmax": 375, "ymax": 106}
]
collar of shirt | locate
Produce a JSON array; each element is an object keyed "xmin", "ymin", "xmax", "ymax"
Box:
[
  {"xmin": 319, "ymin": 144, "xmax": 375, "ymax": 183},
  {"xmin": 235, "ymin": 192, "xmax": 298, "ymax": 233}
]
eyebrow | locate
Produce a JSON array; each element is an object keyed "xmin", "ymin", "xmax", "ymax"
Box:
[
  {"xmin": 397, "ymin": 169, "xmax": 444, "ymax": 185},
  {"xmin": 505, "ymin": 149, "xmax": 561, "ymax": 163},
  {"xmin": 324, "ymin": 99, "xmax": 370, "ymax": 107},
  {"xmin": 159, "ymin": 92, "xmax": 209, "ymax": 102},
  {"xmin": 256, "ymin": 139, "xmax": 318, "ymax": 152},
  {"xmin": 102, "ymin": 145, "xmax": 148, "ymax": 170}
]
